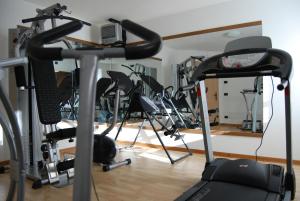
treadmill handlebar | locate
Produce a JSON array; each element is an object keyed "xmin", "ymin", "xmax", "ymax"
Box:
[
  {"xmin": 120, "ymin": 20, "xmax": 162, "ymax": 60},
  {"xmin": 202, "ymin": 48, "xmax": 269, "ymax": 68},
  {"xmin": 27, "ymin": 21, "xmax": 83, "ymax": 60},
  {"xmin": 277, "ymin": 79, "xmax": 288, "ymax": 91},
  {"xmin": 193, "ymin": 47, "xmax": 292, "ymax": 82}
]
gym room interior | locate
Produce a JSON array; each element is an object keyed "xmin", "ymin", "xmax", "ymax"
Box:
[{"xmin": 0, "ymin": 0, "xmax": 299, "ymax": 200}]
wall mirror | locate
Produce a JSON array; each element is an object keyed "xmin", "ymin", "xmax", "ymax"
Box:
[
  {"xmin": 156, "ymin": 21, "xmax": 264, "ymax": 134},
  {"xmin": 52, "ymin": 39, "xmax": 162, "ymax": 122},
  {"xmin": 52, "ymin": 21, "xmax": 264, "ymax": 135}
]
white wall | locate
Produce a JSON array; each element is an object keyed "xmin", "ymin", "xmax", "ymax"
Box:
[{"xmin": 133, "ymin": 0, "xmax": 300, "ymax": 160}]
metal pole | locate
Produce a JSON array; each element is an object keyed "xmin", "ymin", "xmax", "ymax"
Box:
[
  {"xmin": 0, "ymin": 81, "xmax": 25, "ymax": 201},
  {"xmin": 252, "ymin": 77, "xmax": 262, "ymax": 132},
  {"xmin": 0, "ymin": 113, "xmax": 18, "ymax": 201},
  {"xmin": 197, "ymin": 81, "xmax": 214, "ymax": 163},
  {"xmin": 101, "ymin": 89, "xmax": 120, "ymax": 136},
  {"xmin": 0, "ymin": 57, "xmax": 28, "ymax": 68},
  {"xmin": 131, "ymin": 119, "xmax": 146, "ymax": 147},
  {"xmin": 284, "ymin": 84, "xmax": 292, "ymax": 174},
  {"xmin": 73, "ymin": 55, "xmax": 98, "ymax": 201}
]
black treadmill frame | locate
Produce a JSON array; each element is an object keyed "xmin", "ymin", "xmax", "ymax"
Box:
[{"xmin": 176, "ymin": 36, "xmax": 294, "ymax": 201}]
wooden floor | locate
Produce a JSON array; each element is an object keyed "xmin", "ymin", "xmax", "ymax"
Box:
[{"xmin": 0, "ymin": 145, "xmax": 299, "ymax": 201}]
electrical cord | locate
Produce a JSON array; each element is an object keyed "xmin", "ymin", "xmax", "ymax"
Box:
[
  {"xmin": 91, "ymin": 173, "xmax": 100, "ymax": 201},
  {"xmin": 255, "ymin": 76, "xmax": 274, "ymax": 161}
]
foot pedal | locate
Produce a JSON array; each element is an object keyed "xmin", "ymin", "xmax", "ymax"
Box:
[
  {"xmin": 32, "ymin": 179, "xmax": 43, "ymax": 189},
  {"xmin": 46, "ymin": 162, "xmax": 59, "ymax": 184},
  {"xmin": 56, "ymin": 159, "xmax": 74, "ymax": 173},
  {"xmin": 0, "ymin": 166, "xmax": 7, "ymax": 174},
  {"xmin": 188, "ymin": 123, "xmax": 198, "ymax": 129},
  {"xmin": 164, "ymin": 129, "xmax": 175, "ymax": 136},
  {"xmin": 174, "ymin": 134, "xmax": 184, "ymax": 141}
]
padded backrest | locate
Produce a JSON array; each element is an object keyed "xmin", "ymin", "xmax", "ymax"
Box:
[
  {"xmin": 107, "ymin": 71, "xmax": 134, "ymax": 95},
  {"xmin": 96, "ymin": 78, "xmax": 113, "ymax": 102},
  {"xmin": 57, "ymin": 75, "xmax": 73, "ymax": 106},
  {"xmin": 140, "ymin": 74, "xmax": 164, "ymax": 94},
  {"xmin": 72, "ymin": 68, "xmax": 80, "ymax": 88},
  {"xmin": 31, "ymin": 58, "xmax": 61, "ymax": 124}
]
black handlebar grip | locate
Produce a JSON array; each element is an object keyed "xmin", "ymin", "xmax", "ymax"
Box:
[
  {"xmin": 22, "ymin": 16, "xmax": 91, "ymax": 26},
  {"xmin": 22, "ymin": 16, "xmax": 50, "ymax": 23},
  {"xmin": 27, "ymin": 21, "xmax": 83, "ymax": 60},
  {"xmin": 14, "ymin": 65, "xmax": 27, "ymax": 87},
  {"xmin": 121, "ymin": 20, "xmax": 162, "ymax": 60},
  {"xmin": 277, "ymin": 79, "xmax": 288, "ymax": 91}
]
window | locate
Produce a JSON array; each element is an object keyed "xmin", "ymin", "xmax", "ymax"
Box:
[{"xmin": 0, "ymin": 126, "xmax": 3, "ymax": 146}]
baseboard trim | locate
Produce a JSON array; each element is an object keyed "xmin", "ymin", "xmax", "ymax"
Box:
[
  {"xmin": 122, "ymin": 123, "xmax": 262, "ymax": 138},
  {"xmin": 116, "ymin": 141, "xmax": 300, "ymax": 165},
  {"xmin": 59, "ymin": 141, "xmax": 300, "ymax": 166}
]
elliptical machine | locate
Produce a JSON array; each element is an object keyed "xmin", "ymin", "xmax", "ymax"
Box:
[{"xmin": 10, "ymin": 3, "xmax": 91, "ymax": 189}]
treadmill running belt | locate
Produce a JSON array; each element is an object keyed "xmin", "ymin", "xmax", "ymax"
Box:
[{"xmin": 177, "ymin": 181, "xmax": 281, "ymax": 201}]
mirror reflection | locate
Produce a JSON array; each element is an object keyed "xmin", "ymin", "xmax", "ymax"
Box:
[
  {"xmin": 53, "ymin": 23, "xmax": 263, "ymax": 135},
  {"xmin": 158, "ymin": 24, "xmax": 263, "ymax": 134},
  {"xmin": 53, "ymin": 41, "xmax": 161, "ymax": 123}
]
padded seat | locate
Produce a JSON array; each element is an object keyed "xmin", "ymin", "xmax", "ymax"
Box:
[{"xmin": 45, "ymin": 127, "xmax": 76, "ymax": 142}]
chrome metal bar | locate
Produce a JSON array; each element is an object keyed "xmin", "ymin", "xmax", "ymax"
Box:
[
  {"xmin": 73, "ymin": 55, "xmax": 98, "ymax": 201},
  {"xmin": 197, "ymin": 81, "xmax": 214, "ymax": 163}
]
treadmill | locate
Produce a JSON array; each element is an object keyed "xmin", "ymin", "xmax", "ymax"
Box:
[{"xmin": 175, "ymin": 36, "xmax": 296, "ymax": 201}]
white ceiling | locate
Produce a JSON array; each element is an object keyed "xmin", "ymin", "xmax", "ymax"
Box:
[
  {"xmin": 24, "ymin": 0, "xmax": 231, "ymax": 24},
  {"xmin": 163, "ymin": 25, "xmax": 262, "ymax": 52}
]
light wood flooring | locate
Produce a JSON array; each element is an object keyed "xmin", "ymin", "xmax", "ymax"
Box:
[{"xmin": 0, "ymin": 145, "xmax": 299, "ymax": 201}]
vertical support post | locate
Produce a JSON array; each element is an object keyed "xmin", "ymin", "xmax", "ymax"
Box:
[
  {"xmin": 101, "ymin": 89, "xmax": 120, "ymax": 136},
  {"xmin": 166, "ymin": 97, "xmax": 186, "ymax": 128},
  {"xmin": 73, "ymin": 55, "xmax": 98, "ymax": 201},
  {"xmin": 252, "ymin": 76, "xmax": 262, "ymax": 132},
  {"xmin": 197, "ymin": 81, "xmax": 214, "ymax": 163},
  {"xmin": 252, "ymin": 93, "xmax": 258, "ymax": 132},
  {"xmin": 284, "ymin": 84, "xmax": 292, "ymax": 174},
  {"xmin": 115, "ymin": 105, "xmax": 130, "ymax": 140},
  {"xmin": 160, "ymin": 98, "xmax": 175, "ymax": 125}
]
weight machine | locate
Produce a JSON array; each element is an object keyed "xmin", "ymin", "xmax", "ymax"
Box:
[
  {"xmin": 177, "ymin": 56, "xmax": 219, "ymax": 126},
  {"xmin": 9, "ymin": 3, "xmax": 90, "ymax": 188}
]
